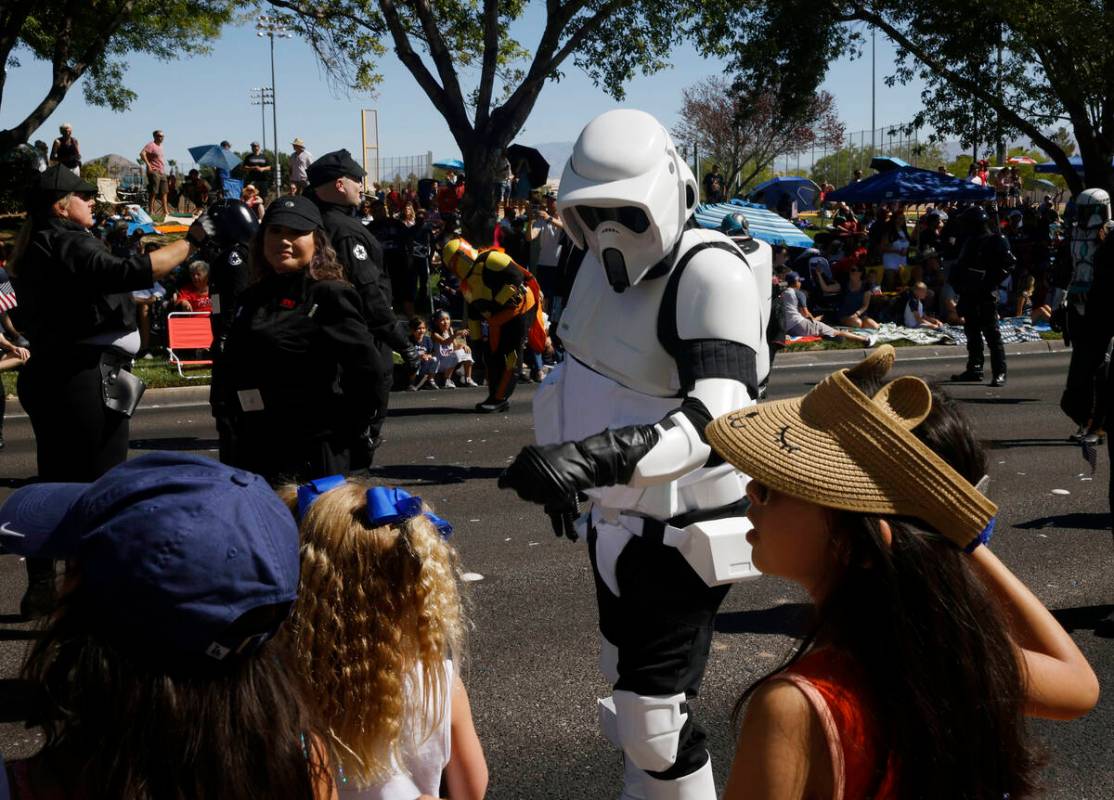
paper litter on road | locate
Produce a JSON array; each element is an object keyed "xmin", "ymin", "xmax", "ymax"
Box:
[
  {"xmin": 461, "ymin": 572, "xmax": 484, "ymax": 582},
  {"xmin": 1050, "ymin": 489, "xmax": 1070, "ymax": 495}
]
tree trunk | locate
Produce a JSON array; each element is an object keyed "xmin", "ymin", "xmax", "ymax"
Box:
[
  {"xmin": 459, "ymin": 140, "xmax": 508, "ymax": 244},
  {"xmin": 1076, "ymin": 135, "xmax": 1114, "ymax": 194}
]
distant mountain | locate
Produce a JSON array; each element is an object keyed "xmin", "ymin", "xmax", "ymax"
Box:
[{"xmin": 89, "ymin": 153, "xmax": 142, "ymax": 172}]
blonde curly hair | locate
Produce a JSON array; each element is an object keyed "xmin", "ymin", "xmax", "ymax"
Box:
[{"xmin": 278, "ymin": 480, "xmax": 465, "ymax": 787}]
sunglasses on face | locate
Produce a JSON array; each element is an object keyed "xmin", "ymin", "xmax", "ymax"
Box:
[{"xmin": 75, "ymin": 191, "xmax": 96, "ymax": 202}]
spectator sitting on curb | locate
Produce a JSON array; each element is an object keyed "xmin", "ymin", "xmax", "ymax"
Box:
[
  {"xmin": 903, "ymin": 281, "xmax": 944, "ymax": 329},
  {"xmin": 407, "ymin": 316, "xmax": 440, "ymax": 391},
  {"xmin": 782, "ymin": 272, "xmax": 874, "ymax": 346}
]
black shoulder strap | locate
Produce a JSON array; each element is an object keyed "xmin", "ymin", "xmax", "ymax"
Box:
[{"xmin": 656, "ymin": 241, "xmax": 750, "ymax": 358}]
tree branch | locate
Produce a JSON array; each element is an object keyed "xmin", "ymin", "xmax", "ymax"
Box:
[
  {"xmin": 473, "ymin": 0, "xmax": 499, "ymax": 129},
  {"xmin": 408, "ymin": 0, "xmax": 467, "ymax": 116},
  {"xmin": 0, "ymin": 0, "xmax": 37, "ymax": 112}
]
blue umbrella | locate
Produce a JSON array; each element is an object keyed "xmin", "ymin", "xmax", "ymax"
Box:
[
  {"xmin": 188, "ymin": 144, "xmax": 241, "ymax": 173},
  {"xmin": 694, "ymin": 200, "xmax": 814, "ymax": 248},
  {"xmin": 433, "ymin": 158, "xmax": 465, "ymax": 171}
]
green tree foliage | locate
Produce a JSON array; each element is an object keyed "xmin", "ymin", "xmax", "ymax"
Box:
[
  {"xmin": 809, "ymin": 141, "xmax": 946, "ymax": 188},
  {"xmin": 267, "ymin": 0, "xmax": 717, "ymax": 237},
  {"xmin": 720, "ymin": 0, "xmax": 1114, "ymax": 194},
  {"xmin": 0, "ymin": 1, "xmax": 235, "ymax": 153},
  {"xmin": 673, "ymin": 75, "xmax": 843, "ymax": 198}
]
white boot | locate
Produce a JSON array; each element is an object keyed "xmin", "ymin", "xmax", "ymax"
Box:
[{"xmin": 639, "ymin": 760, "xmax": 716, "ymax": 800}]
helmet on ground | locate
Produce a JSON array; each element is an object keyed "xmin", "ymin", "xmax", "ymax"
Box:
[
  {"xmin": 441, "ymin": 236, "xmax": 479, "ymax": 278},
  {"xmin": 205, "ymin": 199, "xmax": 259, "ymax": 248},
  {"xmin": 557, "ymin": 109, "xmax": 698, "ymax": 292},
  {"xmin": 719, "ymin": 212, "xmax": 750, "ymax": 238},
  {"xmin": 1074, "ymin": 188, "xmax": 1111, "ymax": 230}
]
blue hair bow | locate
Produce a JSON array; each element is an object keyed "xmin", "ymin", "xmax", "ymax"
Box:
[
  {"xmin": 295, "ymin": 477, "xmax": 453, "ymax": 539},
  {"xmin": 367, "ymin": 486, "xmax": 454, "ymax": 539}
]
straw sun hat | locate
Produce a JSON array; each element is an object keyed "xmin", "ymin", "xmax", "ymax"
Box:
[{"xmin": 706, "ymin": 346, "xmax": 997, "ymax": 551}]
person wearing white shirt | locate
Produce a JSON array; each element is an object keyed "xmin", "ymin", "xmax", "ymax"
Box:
[{"xmin": 289, "ymin": 138, "xmax": 314, "ymax": 195}]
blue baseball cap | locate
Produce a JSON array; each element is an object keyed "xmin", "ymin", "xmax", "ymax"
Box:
[
  {"xmin": 0, "ymin": 453, "xmax": 299, "ymax": 666},
  {"xmin": 785, "ymin": 271, "xmax": 800, "ymax": 283}
]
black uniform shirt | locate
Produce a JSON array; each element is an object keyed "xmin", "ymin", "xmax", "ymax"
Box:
[
  {"xmin": 314, "ymin": 198, "xmax": 410, "ymax": 353},
  {"xmin": 14, "ymin": 217, "xmax": 153, "ymax": 351},
  {"xmin": 221, "ymin": 271, "xmax": 379, "ymax": 439},
  {"xmin": 207, "ymin": 242, "xmax": 252, "ymax": 340}
]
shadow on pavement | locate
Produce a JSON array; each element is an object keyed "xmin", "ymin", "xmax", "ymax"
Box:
[
  {"xmin": 983, "ymin": 437, "xmax": 1075, "ymax": 450},
  {"xmin": 962, "ymin": 398, "xmax": 1040, "ymax": 405},
  {"xmin": 370, "ymin": 464, "xmax": 507, "ymax": 484},
  {"xmin": 0, "ymin": 679, "xmax": 41, "ymax": 723},
  {"xmin": 129, "ymin": 437, "xmax": 220, "ymax": 451},
  {"xmin": 388, "ymin": 406, "xmax": 484, "ymax": 417},
  {"xmin": 1051, "ymin": 604, "xmax": 1114, "ymax": 637},
  {"xmin": 0, "ymin": 627, "xmax": 37, "ymax": 642},
  {"xmin": 1015, "ymin": 512, "xmax": 1111, "ymax": 531},
  {"xmin": 714, "ymin": 603, "xmax": 811, "ymax": 637}
]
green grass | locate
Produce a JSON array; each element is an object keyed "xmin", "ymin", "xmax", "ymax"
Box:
[{"xmin": 1, "ymin": 357, "xmax": 210, "ymax": 399}]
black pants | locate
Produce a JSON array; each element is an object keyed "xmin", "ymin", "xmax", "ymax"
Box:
[
  {"xmin": 17, "ymin": 348, "xmax": 132, "ymax": 583},
  {"xmin": 959, "ymin": 297, "xmax": 1005, "ymax": 376},
  {"xmin": 588, "ymin": 526, "xmax": 731, "ymax": 780},
  {"xmin": 1061, "ymin": 305, "xmax": 1113, "ymax": 429},
  {"xmin": 483, "ymin": 310, "xmax": 534, "ymax": 404},
  {"xmin": 353, "ymin": 343, "xmax": 394, "ymax": 470}
]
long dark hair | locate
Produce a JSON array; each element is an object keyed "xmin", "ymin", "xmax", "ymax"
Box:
[
  {"xmin": 734, "ymin": 385, "xmax": 1041, "ymax": 798},
  {"xmin": 20, "ymin": 586, "xmax": 330, "ymax": 799},
  {"xmin": 250, "ymin": 227, "xmax": 347, "ymax": 284}
]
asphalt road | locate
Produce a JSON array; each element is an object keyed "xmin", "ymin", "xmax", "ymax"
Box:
[{"xmin": 0, "ymin": 348, "xmax": 1111, "ymax": 798}]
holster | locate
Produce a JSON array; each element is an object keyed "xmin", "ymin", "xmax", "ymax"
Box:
[{"xmin": 99, "ymin": 350, "xmax": 146, "ymax": 417}]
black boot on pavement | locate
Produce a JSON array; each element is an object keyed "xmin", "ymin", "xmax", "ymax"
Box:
[
  {"xmin": 475, "ymin": 398, "xmax": 510, "ymax": 413},
  {"xmin": 950, "ymin": 368, "xmax": 984, "ymax": 382},
  {"xmin": 990, "ymin": 373, "xmax": 1007, "ymax": 388}
]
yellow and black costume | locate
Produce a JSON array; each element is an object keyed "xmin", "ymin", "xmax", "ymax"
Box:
[{"xmin": 442, "ymin": 237, "xmax": 546, "ymax": 412}]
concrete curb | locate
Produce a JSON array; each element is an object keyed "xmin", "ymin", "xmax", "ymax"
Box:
[{"xmin": 773, "ymin": 339, "xmax": 1066, "ymax": 369}]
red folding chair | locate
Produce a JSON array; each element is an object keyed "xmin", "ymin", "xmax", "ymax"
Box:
[{"xmin": 166, "ymin": 312, "xmax": 214, "ymax": 378}]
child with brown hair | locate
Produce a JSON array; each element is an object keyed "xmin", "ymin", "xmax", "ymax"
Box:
[
  {"xmin": 709, "ymin": 347, "xmax": 1098, "ymax": 799},
  {"xmin": 280, "ymin": 478, "xmax": 488, "ymax": 800}
]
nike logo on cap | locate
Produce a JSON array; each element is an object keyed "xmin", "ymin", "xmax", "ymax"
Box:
[{"xmin": 0, "ymin": 521, "xmax": 26, "ymax": 538}]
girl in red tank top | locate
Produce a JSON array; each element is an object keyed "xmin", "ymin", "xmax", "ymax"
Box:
[{"xmin": 705, "ymin": 348, "xmax": 1098, "ymax": 800}]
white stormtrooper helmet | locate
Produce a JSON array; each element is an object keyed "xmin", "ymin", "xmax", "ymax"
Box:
[
  {"xmin": 1075, "ymin": 188, "xmax": 1111, "ymax": 230},
  {"xmin": 557, "ymin": 109, "xmax": 698, "ymax": 292}
]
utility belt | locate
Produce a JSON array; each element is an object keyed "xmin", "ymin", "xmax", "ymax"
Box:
[{"xmin": 589, "ymin": 498, "xmax": 757, "ymax": 587}]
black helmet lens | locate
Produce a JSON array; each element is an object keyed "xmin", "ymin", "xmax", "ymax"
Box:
[{"xmin": 576, "ymin": 205, "xmax": 650, "ymax": 234}]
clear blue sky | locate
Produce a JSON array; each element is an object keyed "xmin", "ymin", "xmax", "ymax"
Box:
[{"xmin": 0, "ymin": 11, "xmax": 922, "ymax": 168}]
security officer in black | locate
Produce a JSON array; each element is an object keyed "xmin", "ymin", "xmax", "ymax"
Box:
[
  {"xmin": 306, "ymin": 150, "xmax": 420, "ymax": 466},
  {"xmin": 949, "ymin": 205, "xmax": 1015, "ymax": 387},
  {"xmin": 8, "ymin": 165, "xmax": 198, "ymax": 617},
  {"xmin": 195, "ymin": 199, "xmax": 260, "ymax": 464}
]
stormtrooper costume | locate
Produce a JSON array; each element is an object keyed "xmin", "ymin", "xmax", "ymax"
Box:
[
  {"xmin": 499, "ymin": 110, "xmax": 771, "ymax": 799},
  {"xmin": 1061, "ymin": 188, "xmax": 1114, "ymax": 431}
]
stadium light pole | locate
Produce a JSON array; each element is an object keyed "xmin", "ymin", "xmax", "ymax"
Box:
[
  {"xmin": 249, "ymin": 87, "xmax": 272, "ymax": 157},
  {"xmin": 257, "ymin": 15, "xmax": 292, "ymax": 198}
]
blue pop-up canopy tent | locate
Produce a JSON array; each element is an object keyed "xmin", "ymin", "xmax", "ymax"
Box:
[
  {"xmin": 870, "ymin": 155, "xmax": 910, "ymax": 172},
  {"xmin": 745, "ymin": 176, "xmax": 821, "ymax": 212},
  {"xmin": 1034, "ymin": 156, "xmax": 1114, "ymax": 175},
  {"xmin": 826, "ymin": 166, "xmax": 995, "ymax": 204},
  {"xmin": 694, "ymin": 200, "xmax": 814, "ymax": 248}
]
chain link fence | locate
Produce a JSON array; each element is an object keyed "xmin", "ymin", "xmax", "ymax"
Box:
[
  {"xmin": 369, "ymin": 153, "xmax": 433, "ymax": 188},
  {"xmin": 772, "ymin": 122, "xmax": 939, "ymax": 189}
]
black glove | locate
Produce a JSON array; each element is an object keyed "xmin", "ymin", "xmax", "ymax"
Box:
[
  {"xmin": 544, "ymin": 493, "xmax": 584, "ymax": 541},
  {"xmin": 498, "ymin": 424, "xmax": 660, "ymax": 510},
  {"xmin": 399, "ymin": 343, "xmax": 423, "ymax": 372}
]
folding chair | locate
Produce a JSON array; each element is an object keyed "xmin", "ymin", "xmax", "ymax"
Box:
[{"xmin": 166, "ymin": 312, "xmax": 214, "ymax": 378}]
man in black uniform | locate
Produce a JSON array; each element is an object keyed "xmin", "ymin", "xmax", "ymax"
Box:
[
  {"xmin": 306, "ymin": 150, "xmax": 420, "ymax": 466},
  {"xmin": 949, "ymin": 205, "xmax": 1015, "ymax": 387}
]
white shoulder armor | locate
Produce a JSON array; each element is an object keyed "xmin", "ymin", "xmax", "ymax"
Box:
[{"xmin": 674, "ymin": 231, "xmax": 769, "ymax": 358}]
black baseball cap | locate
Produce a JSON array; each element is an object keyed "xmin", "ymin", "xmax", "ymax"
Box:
[
  {"xmin": 262, "ymin": 195, "xmax": 323, "ymax": 232},
  {"xmin": 36, "ymin": 165, "xmax": 96, "ymax": 197},
  {"xmin": 307, "ymin": 149, "xmax": 366, "ymax": 186}
]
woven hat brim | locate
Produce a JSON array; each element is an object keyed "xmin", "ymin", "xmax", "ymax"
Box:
[{"xmin": 706, "ymin": 396, "xmax": 905, "ymax": 517}]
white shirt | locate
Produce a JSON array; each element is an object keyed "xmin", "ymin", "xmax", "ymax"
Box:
[
  {"xmin": 290, "ymin": 149, "xmax": 313, "ymax": 183},
  {"xmin": 532, "ymin": 218, "xmax": 561, "ymax": 267}
]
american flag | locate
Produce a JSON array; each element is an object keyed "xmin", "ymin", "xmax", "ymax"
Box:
[{"xmin": 0, "ymin": 280, "xmax": 16, "ymax": 312}]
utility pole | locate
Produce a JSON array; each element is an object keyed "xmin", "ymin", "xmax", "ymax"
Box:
[
  {"xmin": 257, "ymin": 15, "xmax": 291, "ymax": 198},
  {"xmin": 871, "ymin": 28, "xmax": 876, "ymax": 156}
]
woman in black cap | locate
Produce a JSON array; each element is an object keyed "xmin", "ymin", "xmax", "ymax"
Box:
[
  {"xmin": 6, "ymin": 165, "xmax": 198, "ymax": 618},
  {"xmin": 217, "ymin": 195, "xmax": 380, "ymax": 483}
]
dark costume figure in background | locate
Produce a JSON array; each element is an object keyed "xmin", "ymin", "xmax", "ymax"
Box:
[
  {"xmin": 499, "ymin": 110, "xmax": 772, "ymax": 799},
  {"xmin": 1060, "ymin": 189, "xmax": 1114, "ymax": 442},
  {"xmin": 949, "ymin": 205, "xmax": 1015, "ymax": 387},
  {"xmin": 196, "ymin": 199, "xmax": 260, "ymax": 464},
  {"xmin": 441, "ymin": 237, "xmax": 545, "ymax": 413}
]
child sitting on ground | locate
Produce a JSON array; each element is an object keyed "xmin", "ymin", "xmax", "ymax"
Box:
[
  {"xmin": 709, "ymin": 347, "xmax": 1098, "ymax": 800},
  {"xmin": 902, "ymin": 281, "xmax": 943, "ymax": 329},
  {"xmin": 280, "ymin": 478, "xmax": 488, "ymax": 800},
  {"xmin": 407, "ymin": 316, "xmax": 440, "ymax": 391},
  {"xmin": 431, "ymin": 309, "xmax": 477, "ymax": 388}
]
